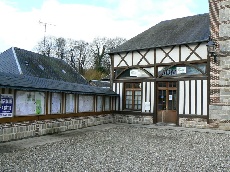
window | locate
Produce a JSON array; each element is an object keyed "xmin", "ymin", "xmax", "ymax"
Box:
[
  {"xmin": 78, "ymin": 95, "xmax": 94, "ymax": 112},
  {"xmin": 124, "ymin": 83, "xmax": 141, "ymax": 110},
  {"xmin": 15, "ymin": 91, "xmax": 45, "ymax": 116},
  {"xmin": 157, "ymin": 82, "xmax": 177, "ymax": 111},
  {"xmin": 38, "ymin": 65, "xmax": 44, "ymax": 70},
  {"xmin": 66, "ymin": 94, "xmax": 74, "ymax": 113},
  {"xmin": 158, "ymin": 64, "xmax": 206, "ymax": 77},
  {"xmin": 51, "ymin": 93, "xmax": 62, "ymax": 114}
]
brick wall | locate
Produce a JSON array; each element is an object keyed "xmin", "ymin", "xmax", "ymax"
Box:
[
  {"xmin": 209, "ymin": 0, "xmax": 221, "ymax": 104},
  {"xmin": 209, "ymin": 0, "xmax": 230, "ymax": 121}
]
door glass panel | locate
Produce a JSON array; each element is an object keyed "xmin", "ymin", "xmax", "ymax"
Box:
[
  {"xmin": 158, "ymin": 82, "xmax": 177, "ymax": 111},
  {"xmin": 134, "ymin": 90, "xmax": 141, "ymax": 110},
  {"xmin": 126, "ymin": 90, "xmax": 132, "ymax": 109},
  {"xmin": 168, "ymin": 90, "xmax": 177, "ymax": 110},
  {"xmin": 158, "ymin": 82, "xmax": 167, "ymax": 87},
  {"xmin": 134, "ymin": 83, "xmax": 141, "ymax": 88},
  {"xmin": 169, "ymin": 82, "xmax": 176, "ymax": 87},
  {"xmin": 125, "ymin": 83, "xmax": 132, "ymax": 88},
  {"xmin": 158, "ymin": 90, "xmax": 166, "ymax": 110}
]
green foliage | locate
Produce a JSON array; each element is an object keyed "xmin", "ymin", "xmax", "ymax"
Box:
[{"xmin": 83, "ymin": 69, "xmax": 107, "ymax": 80}]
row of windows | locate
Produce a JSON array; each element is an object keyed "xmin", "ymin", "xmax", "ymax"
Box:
[
  {"xmin": 124, "ymin": 82, "xmax": 177, "ymax": 111},
  {"xmin": 115, "ymin": 64, "xmax": 207, "ymax": 79},
  {"xmin": 0, "ymin": 91, "xmax": 113, "ymax": 118}
]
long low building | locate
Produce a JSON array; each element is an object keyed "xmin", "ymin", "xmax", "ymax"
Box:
[{"xmin": 0, "ymin": 47, "xmax": 119, "ymax": 123}]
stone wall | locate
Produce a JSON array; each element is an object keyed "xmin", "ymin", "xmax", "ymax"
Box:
[
  {"xmin": 0, "ymin": 115, "xmax": 114, "ymax": 142},
  {"xmin": 219, "ymin": 0, "xmax": 230, "ymax": 106},
  {"xmin": 1, "ymin": 113, "xmax": 230, "ymax": 142},
  {"xmin": 114, "ymin": 114, "xmax": 153, "ymax": 125},
  {"xmin": 209, "ymin": 0, "xmax": 230, "ymax": 122},
  {"xmin": 0, "ymin": 114, "xmax": 154, "ymax": 142},
  {"xmin": 179, "ymin": 117, "xmax": 230, "ymax": 130}
]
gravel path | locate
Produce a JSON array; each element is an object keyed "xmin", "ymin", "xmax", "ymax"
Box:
[{"xmin": 0, "ymin": 126, "xmax": 230, "ymax": 172}]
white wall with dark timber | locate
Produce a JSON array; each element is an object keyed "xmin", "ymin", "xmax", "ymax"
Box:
[
  {"xmin": 124, "ymin": 53, "xmax": 132, "ymax": 66},
  {"xmin": 113, "ymin": 83, "xmax": 123, "ymax": 111},
  {"xmin": 179, "ymin": 79, "xmax": 208, "ymax": 116},
  {"xmin": 144, "ymin": 50, "xmax": 155, "ymax": 64},
  {"xmin": 119, "ymin": 83, "xmax": 123, "ymax": 111},
  {"xmin": 141, "ymin": 82, "xmax": 145, "ymax": 112},
  {"xmin": 113, "ymin": 43, "xmax": 207, "ymax": 67},
  {"xmin": 0, "ymin": 88, "xmax": 12, "ymax": 94},
  {"xmin": 141, "ymin": 81, "xmax": 154, "ymax": 113}
]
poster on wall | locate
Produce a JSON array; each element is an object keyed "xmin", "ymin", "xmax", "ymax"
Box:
[
  {"xmin": 0, "ymin": 94, "xmax": 13, "ymax": 118},
  {"xmin": 78, "ymin": 95, "xmax": 94, "ymax": 112},
  {"xmin": 66, "ymin": 94, "xmax": 74, "ymax": 113},
  {"xmin": 16, "ymin": 91, "xmax": 45, "ymax": 116},
  {"xmin": 144, "ymin": 102, "xmax": 150, "ymax": 111},
  {"xmin": 51, "ymin": 92, "xmax": 61, "ymax": 114}
]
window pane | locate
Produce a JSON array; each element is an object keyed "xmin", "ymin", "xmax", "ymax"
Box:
[
  {"xmin": 168, "ymin": 82, "xmax": 176, "ymax": 87},
  {"xmin": 135, "ymin": 90, "xmax": 141, "ymax": 95},
  {"xmin": 168, "ymin": 90, "xmax": 173, "ymax": 110},
  {"xmin": 158, "ymin": 82, "xmax": 167, "ymax": 87},
  {"xmin": 158, "ymin": 90, "xmax": 166, "ymax": 110},
  {"xmin": 126, "ymin": 91, "xmax": 132, "ymax": 95},
  {"xmin": 124, "ymin": 83, "xmax": 141, "ymax": 110},
  {"xmin": 125, "ymin": 83, "xmax": 132, "ymax": 88},
  {"xmin": 134, "ymin": 83, "xmax": 141, "ymax": 88}
]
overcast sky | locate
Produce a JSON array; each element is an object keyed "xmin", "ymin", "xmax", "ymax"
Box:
[{"xmin": 0, "ymin": 0, "xmax": 209, "ymax": 53}]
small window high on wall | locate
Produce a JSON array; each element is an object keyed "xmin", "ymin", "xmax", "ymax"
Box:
[
  {"xmin": 158, "ymin": 63, "xmax": 206, "ymax": 77},
  {"xmin": 124, "ymin": 83, "xmax": 141, "ymax": 111}
]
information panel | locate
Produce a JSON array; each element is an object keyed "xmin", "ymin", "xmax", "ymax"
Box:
[
  {"xmin": 0, "ymin": 94, "xmax": 13, "ymax": 118},
  {"xmin": 16, "ymin": 91, "xmax": 45, "ymax": 116}
]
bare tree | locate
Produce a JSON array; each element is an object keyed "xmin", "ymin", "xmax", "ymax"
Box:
[
  {"xmin": 65, "ymin": 39, "xmax": 89, "ymax": 74},
  {"xmin": 34, "ymin": 36, "xmax": 56, "ymax": 57},
  {"xmin": 55, "ymin": 37, "xmax": 66, "ymax": 60},
  {"xmin": 89, "ymin": 37, "xmax": 126, "ymax": 74},
  {"xmin": 34, "ymin": 36, "xmax": 126, "ymax": 78}
]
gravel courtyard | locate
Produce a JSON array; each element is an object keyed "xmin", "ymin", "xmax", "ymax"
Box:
[{"xmin": 0, "ymin": 125, "xmax": 230, "ymax": 172}]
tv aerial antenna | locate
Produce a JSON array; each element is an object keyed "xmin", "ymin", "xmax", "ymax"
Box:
[{"xmin": 39, "ymin": 20, "xmax": 56, "ymax": 48}]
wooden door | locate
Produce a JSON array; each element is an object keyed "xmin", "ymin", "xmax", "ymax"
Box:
[{"xmin": 157, "ymin": 82, "xmax": 177, "ymax": 124}]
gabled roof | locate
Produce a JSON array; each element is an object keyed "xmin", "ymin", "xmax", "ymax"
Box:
[
  {"xmin": 110, "ymin": 13, "xmax": 210, "ymax": 53},
  {"xmin": 0, "ymin": 72, "xmax": 118, "ymax": 96},
  {"xmin": 0, "ymin": 47, "xmax": 88, "ymax": 84}
]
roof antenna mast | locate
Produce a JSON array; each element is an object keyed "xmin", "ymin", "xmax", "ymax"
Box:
[{"xmin": 39, "ymin": 20, "xmax": 56, "ymax": 51}]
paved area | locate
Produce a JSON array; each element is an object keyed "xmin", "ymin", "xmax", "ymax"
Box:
[
  {"xmin": 0, "ymin": 124, "xmax": 229, "ymax": 172},
  {"xmin": 0, "ymin": 123, "xmax": 229, "ymax": 154},
  {"xmin": 0, "ymin": 124, "xmax": 118, "ymax": 153}
]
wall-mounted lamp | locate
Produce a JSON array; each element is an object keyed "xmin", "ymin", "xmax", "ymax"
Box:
[{"xmin": 206, "ymin": 37, "xmax": 217, "ymax": 63}]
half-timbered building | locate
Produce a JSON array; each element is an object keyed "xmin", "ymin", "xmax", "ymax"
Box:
[{"xmin": 109, "ymin": 13, "xmax": 211, "ymax": 125}]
